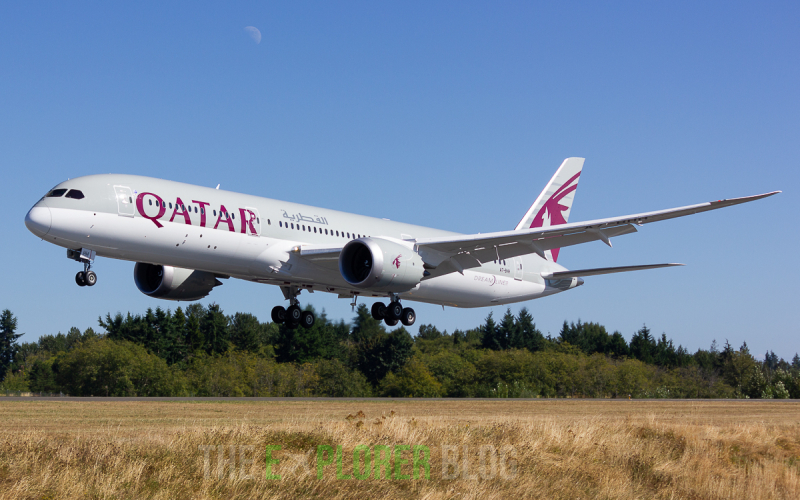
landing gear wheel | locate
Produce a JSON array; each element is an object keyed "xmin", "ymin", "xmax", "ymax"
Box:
[
  {"xmin": 286, "ymin": 305, "xmax": 302, "ymax": 328},
  {"xmin": 84, "ymin": 271, "xmax": 97, "ymax": 287},
  {"xmin": 75, "ymin": 272, "xmax": 86, "ymax": 287},
  {"xmin": 271, "ymin": 306, "xmax": 286, "ymax": 324},
  {"xmin": 384, "ymin": 317, "xmax": 398, "ymax": 327},
  {"xmin": 400, "ymin": 307, "xmax": 416, "ymax": 327},
  {"xmin": 371, "ymin": 302, "xmax": 386, "ymax": 320},
  {"xmin": 386, "ymin": 302, "xmax": 403, "ymax": 321},
  {"xmin": 300, "ymin": 310, "xmax": 315, "ymax": 329}
]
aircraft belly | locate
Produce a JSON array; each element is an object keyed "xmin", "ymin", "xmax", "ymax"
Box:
[{"xmin": 403, "ymin": 270, "xmax": 546, "ymax": 308}]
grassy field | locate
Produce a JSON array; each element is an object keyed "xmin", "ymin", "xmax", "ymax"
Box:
[{"xmin": 0, "ymin": 399, "xmax": 798, "ymax": 499}]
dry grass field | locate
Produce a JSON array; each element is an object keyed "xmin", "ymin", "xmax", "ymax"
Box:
[{"xmin": 0, "ymin": 399, "xmax": 798, "ymax": 499}]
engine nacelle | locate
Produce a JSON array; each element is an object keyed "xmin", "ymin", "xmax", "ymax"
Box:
[
  {"xmin": 339, "ymin": 237, "xmax": 424, "ymax": 292},
  {"xmin": 133, "ymin": 263, "xmax": 222, "ymax": 301}
]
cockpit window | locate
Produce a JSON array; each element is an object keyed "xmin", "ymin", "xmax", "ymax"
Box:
[
  {"xmin": 65, "ymin": 190, "xmax": 85, "ymax": 199},
  {"xmin": 46, "ymin": 189, "xmax": 68, "ymax": 197}
]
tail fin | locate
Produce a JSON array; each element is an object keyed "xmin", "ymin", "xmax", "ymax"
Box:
[{"xmin": 514, "ymin": 157, "xmax": 584, "ymax": 262}]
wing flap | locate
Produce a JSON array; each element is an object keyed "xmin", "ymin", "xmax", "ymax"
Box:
[{"xmin": 297, "ymin": 245, "xmax": 343, "ymax": 261}]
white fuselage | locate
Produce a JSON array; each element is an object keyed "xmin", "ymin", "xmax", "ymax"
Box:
[{"xmin": 25, "ymin": 174, "xmax": 575, "ymax": 308}]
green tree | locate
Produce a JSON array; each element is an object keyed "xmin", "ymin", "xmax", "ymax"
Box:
[
  {"xmin": 607, "ymin": 332, "xmax": 630, "ymax": 358},
  {"xmin": 27, "ymin": 358, "xmax": 60, "ymax": 393},
  {"xmin": 201, "ymin": 304, "xmax": 229, "ymax": 355},
  {"xmin": 718, "ymin": 341, "xmax": 758, "ymax": 393},
  {"xmin": 229, "ymin": 312, "xmax": 262, "ymax": 352},
  {"xmin": 496, "ymin": 308, "xmax": 516, "ymax": 350},
  {"xmin": 629, "ymin": 325, "xmax": 656, "ymax": 364},
  {"xmin": 356, "ymin": 325, "xmax": 413, "ymax": 385},
  {"xmin": 185, "ymin": 311, "xmax": 203, "ymax": 353},
  {"xmin": 380, "ymin": 356, "xmax": 444, "ymax": 397},
  {"xmin": 275, "ymin": 307, "xmax": 344, "ymax": 363},
  {"xmin": 53, "ymin": 338, "xmax": 183, "ymax": 396},
  {"xmin": 417, "ymin": 324, "xmax": 442, "ymax": 341},
  {"xmin": 0, "ymin": 310, "xmax": 23, "ymax": 381},
  {"xmin": 480, "ymin": 312, "xmax": 503, "ymax": 350},
  {"xmin": 313, "ymin": 359, "xmax": 373, "ymax": 396},
  {"xmin": 511, "ymin": 308, "xmax": 545, "ymax": 352},
  {"xmin": 420, "ymin": 350, "xmax": 478, "ymax": 397},
  {"xmin": 168, "ymin": 307, "xmax": 189, "ymax": 364},
  {"xmin": 351, "ymin": 304, "xmax": 385, "ymax": 342}
]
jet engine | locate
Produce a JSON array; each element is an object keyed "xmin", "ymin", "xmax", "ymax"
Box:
[
  {"xmin": 133, "ymin": 263, "xmax": 222, "ymax": 301},
  {"xmin": 339, "ymin": 237, "xmax": 424, "ymax": 292}
]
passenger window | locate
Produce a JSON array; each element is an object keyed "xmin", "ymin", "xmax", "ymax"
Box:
[
  {"xmin": 267, "ymin": 219, "xmax": 271, "ymax": 225},
  {"xmin": 279, "ymin": 221, "xmax": 282, "ymax": 227},
  {"xmin": 194, "ymin": 207, "xmax": 198, "ymax": 213},
  {"xmin": 336, "ymin": 231, "xmax": 339, "ymax": 236},
  {"xmin": 232, "ymin": 213, "xmax": 235, "ymax": 219},
  {"xmin": 149, "ymin": 199, "xmax": 153, "ymax": 206},
  {"xmin": 201, "ymin": 208, "xmax": 204, "ymax": 214},
  {"xmin": 314, "ymin": 227, "xmax": 317, "ymax": 233},
  {"xmin": 291, "ymin": 223, "xmax": 294, "ymax": 229},
  {"xmin": 213, "ymin": 210, "xmax": 216, "ymax": 216},
  {"xmin": 65, "ymin": 190, "xmax": 85, "ymax": 200},
  {"xmin": 347, "ymin": 232, "xmax": 350, "ymax": 238},
  {"xmin": 169, "ymin": 203, "xmax": 173, "ymax": 209},
  {"xmin": 325, "ymin": 229, "xmax": 328, "ymax": 235},
  {"xmin": 46, "ymin": 189, "xmax": 67, "ymax": 197}
]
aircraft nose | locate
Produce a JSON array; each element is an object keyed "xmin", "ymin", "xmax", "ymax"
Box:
[
  {"xmin": 576, "ymin": 277, "xmax": 584, "ymax": 287},
  {"xmin": 25, "ymin": 206, "xmax": 52, "ymax": 237}
]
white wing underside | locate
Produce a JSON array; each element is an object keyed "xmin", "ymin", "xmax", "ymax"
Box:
[{"xmin": 296, "ymin": 191, "xmax": 779, "ymax": 278}]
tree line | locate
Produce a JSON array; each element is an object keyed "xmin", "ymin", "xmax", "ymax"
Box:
[{"xmin": 0, "ymin": 306, "xmax": 797, "ymax": 398}]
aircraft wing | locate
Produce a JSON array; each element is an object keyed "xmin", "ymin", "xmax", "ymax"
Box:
[{"xmin": 414, "ymin": 191, "xmax": 780, "ymax": 275}]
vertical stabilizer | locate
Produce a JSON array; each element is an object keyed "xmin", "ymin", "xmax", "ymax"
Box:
[{"xmin": 514, "ymin": 157, "xmax": 584, "ymax": 262}]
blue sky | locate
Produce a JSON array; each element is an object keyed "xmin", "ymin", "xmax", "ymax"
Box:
[{"xmin": 2, "ymin": 1, "xmax": 798, "ymax": 359}]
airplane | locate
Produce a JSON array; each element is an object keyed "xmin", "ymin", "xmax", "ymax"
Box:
[{"xmin": 24, "ymin": 158, "xmax": 778, "ymax": 329}]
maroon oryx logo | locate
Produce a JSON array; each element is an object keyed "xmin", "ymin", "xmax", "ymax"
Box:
[
  {"xmin": 392, "ymin": 255, "xmax": 402, "ymax": 268},
  {"xmin": 529, "ymin": 171, "xmax": 581, "ymax": 262}
]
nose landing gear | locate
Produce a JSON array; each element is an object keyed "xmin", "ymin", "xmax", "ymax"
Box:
[
  {"xmin": 371, "ymin": 296, "xmax": 415, "ymax": 327},
  {"xmin": 69, "ymin": 248, "xmax": 97, "ymax": 287}
]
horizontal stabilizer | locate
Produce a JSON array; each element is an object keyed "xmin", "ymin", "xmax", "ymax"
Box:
[{"xmin": 541, "ymin": 263, "xmax": 684, "ymax": 279}]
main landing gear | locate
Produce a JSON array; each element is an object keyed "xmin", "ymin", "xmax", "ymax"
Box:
[
  {"xmin": 371, "ymin": 297, "xmax": 415, "ymax": 327},
  {"xmin": 68, "ymin": 248, "xmax": 97, "ymax": 287},
  {"xmin": 271, "ymin": 286, "xmax": 315, "ymax": 329}
]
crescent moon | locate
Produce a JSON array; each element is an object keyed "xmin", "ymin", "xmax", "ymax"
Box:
[{"xmin": 244, "ymin": 26, "xmax": 261, "ymax": 44}]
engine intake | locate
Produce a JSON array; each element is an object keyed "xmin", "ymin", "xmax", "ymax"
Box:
[
  {"xmin": 133, "ymin": 263, "xmax": 222, "ymax": 301},
  {"xmin": 339, "ymin": 238, "xmax": 424, "ymax": 292}
]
